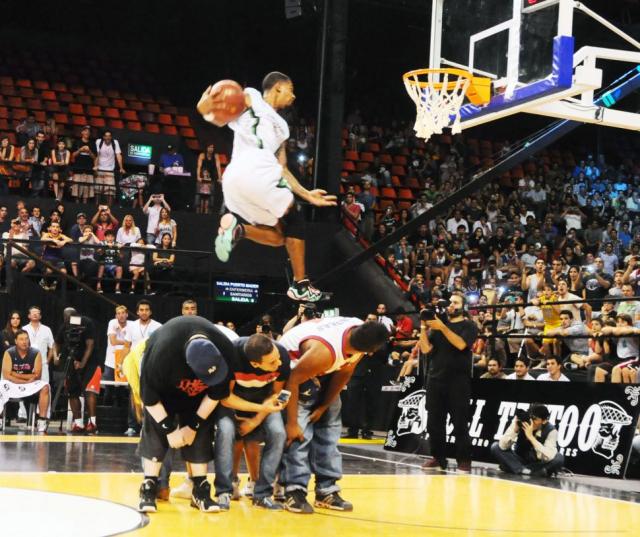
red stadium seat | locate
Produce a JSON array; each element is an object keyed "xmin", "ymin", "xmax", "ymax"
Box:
[
  {"xmin": 91, "ymin": 117, "xmax": 106, "ymax": 128},
  {"xmin": 128, "ymin": 100, "xmax": 144, "ymax": 111},
  {"xmin": 34, "ymin": 110, "xmax": 46, "ymax": 123},
  {"xmin": 108, "ymin": 119, "xmax": 124, "ymax": 129},
  {"xmin": 16, "ymin": 79, "xmax": 32, "ymax": 88},
  {"xmin": 391, "ymin": 165, "xmax": 406, "ymax": 176},
  {"xmin": 112, "ymin": 98, "xmax": 127, "ymax": 109},
  {"xmin": 27, "ymin": 98, "xmax": 43, "ymax": 110},
  {"xmin": 380, "ymin": 187, "xmax": 396, "ymax": 198},
  {"xmin": 162, "ymin": 125, "xmax": 178, "ymax": 135},
  {"xmin": 0, "ymin": 107, "xmax": 9, "ymax": 119},
  {"xmin": 179, "ymin": 127, "xmax": 196, "ymax": 138},
  {"xmin": 68, "ymin": 103, "xmax": 84, "ymax": 115},
  {"xmin": 34, "ymin": 80, "xmax": 50, "ymax": 90},
  {"xmin": 185, "ymin": 139, "xmax": 200, "ymax": 151},
  {"xmin": 127, "ymin": 121, "xmax": 142, "ymax": 131},
  {"xmin": 104, "ymin": 108, "xmax": 120, "ymax": 119},
  {"xmin": 157, "ymin": 113, "xmax": 173, "ymax": 126},
  {"xmin": 87, "ymin": 106, "xmax": 102, "ymax": 117},
  {"xmin": 58, "ymin": 93, "xmax": 74, "ymax": 103},
  {"xmin": 145, "ymin": 123, "xmax": 160, "ymax": 134},
  {"xmin": 18, "ymin": 87, "xmax": 35, "ymax": 98},
  {"xmin": 175, "ymin": 115, "xmax": 191, "ymax": 127},
  {"xmin": 7, "ymin": 96, "xmax": 23, "ymax": 108},
  {"xmin": 122, "ymin": 110, "xmax": 138, "ymax": 121},
  {"xmin": 393, "ymin": 155, "xmax": 407, "ymax": 166},
  {"xmin": 397, "ymin": 188, "xmax": 414, "ymax": 200},
  {"xmin": 344, "ymin": 150, "xmax": 358, "ymax": 161},
  {"xmin": 356, "ymin": 162, "xmax": 370, "ymax": 172},
  {"xmin": 379, "ymin": 154, "xmax": 392, "ymax": 165},
  {"xmin": 342, "ymin": 160, "xmax": 356, "ymax": 171},
  {"xmin": 94, "ymin": 96, "xmax": 110, "ymax": 107},
  {"xmin": 12, "ymin": 108, "xmax": 27, "ymax": 120},
  {"xmin": 145, "ymin": 103, "xmax": 161, "ymax": 113},
  {"xmin": 44, "ymin": 101, "xmax": 61, "ymax": 113},
  {"xmin": 54, "ymin": 113, "xmax": 69, "ymax": 125},
  {"xmin": 0, "ymin": 118, "xmax": 9, "ymax": 130},
  {"xmin": 41, "ymin": 90, "xmax": 56, "ymax": 101},
  {"xmin": 360, "ymin": 151, "xmax": 374, "ymax": 162},
  {"xmin": 52, "ymin": 82, "xmax": 68, "ymax": 92},
  {"xmin": 0, "ymin": 76, "xmax": 14, "ymax": 86},
  {"xmin": 70, "ymin": 85, "xmax": 85, "ymax": 95},
  {"xmin": 72, "ymin": 115, "xmax": 88, "ymax": 126}
]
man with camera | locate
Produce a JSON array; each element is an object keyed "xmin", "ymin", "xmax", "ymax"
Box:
[
  {"xmin": 54, "ymin": 308, "xmax": 98, "ymax": 434},
  {"xmin": 282, "ymin": 303, "xmax": 317, "ymax": 334},
  {"xmin": 420, "ymin": 293, "xmax": 478, "ymax": 472},
  {"xmin": 491, "ymin": 404, "xmax": 564, "ymax": 477}
]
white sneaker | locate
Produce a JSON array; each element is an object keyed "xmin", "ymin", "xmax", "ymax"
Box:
[
  {"xmin": 241, "ymin": 479, "xmax": 254, "ymax": 498},
  {"xmin": 170, "ymin": 478, "xmax": 194, "ymax": 499},
  {"xmin": 124, "ymin": 427, "xmax": 138, "ymax": 437},
  {"xmin": 37, "ymin": 419, "xmax": 48, "ymax": 434}
]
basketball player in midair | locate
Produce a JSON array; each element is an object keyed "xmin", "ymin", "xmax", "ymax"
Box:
[{"xmin": 197, "ymin": 72, "xmax": 336, "ymax": 302}]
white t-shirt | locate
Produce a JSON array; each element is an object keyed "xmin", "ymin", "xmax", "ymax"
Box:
[
  {"xmin": 95, "ymin": 139, "xmax": 121, "ymax": 171},
  {"xmin": 105, "ymin": 319, "xmax": 133, "ymax": 369},
  {"xmin": 22, "ymin": 323, "xmax": 54, "ymax": 383},
  {"xmin": 129, "ymin": 319, "xmax": 162, "ymax": 347},
  {"xmin": 537, "ymin": 372, "xmax": 570, "ymax": 382},
  {"xmin": 145, "ymin": 203, "xmax": 162, "ymax": 234},
  {"xmin": 506, "ymin": 372, "xmax": 534, "ymax": 380}
]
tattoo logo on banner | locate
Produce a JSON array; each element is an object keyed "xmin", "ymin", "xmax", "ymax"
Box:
[
  {"xmin": 384, "ymin": 376, "xmax": 640, "ymax": 478},
  {"xmin": 625, "ymin": 386, "xmax": 640, "ymax": 406}
]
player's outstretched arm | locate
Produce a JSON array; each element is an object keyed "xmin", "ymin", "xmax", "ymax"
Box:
[{"xmin": 278, "ymin": 145, "xmax": 337, "ymax": 208}]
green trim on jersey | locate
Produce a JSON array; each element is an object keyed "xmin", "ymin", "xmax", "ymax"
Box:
[
  {"xmin": 277, "ymin": 177, "xmax": 291, "ymax": 190},
  {"xmin": 248, "ymin": 107, "xmax": 263, "ymax": 149}
]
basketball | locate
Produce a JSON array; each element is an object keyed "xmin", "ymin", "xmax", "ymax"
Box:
[{"xmin": 200, "ymin": 79, "xmax": 247, "ymax": 126}]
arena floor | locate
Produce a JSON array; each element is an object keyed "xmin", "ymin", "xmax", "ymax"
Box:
[{"xmin": 1, "ymin": 434, "xmax": 639, "ymax": 536}]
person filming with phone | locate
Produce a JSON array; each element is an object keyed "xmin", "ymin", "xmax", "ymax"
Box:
[
  {"xmin": 490, "ymin": 403, "xmax": 564, "ymax": 477},
  {"xmin": 143, "ymin": 193, "xmax": 171, "ymax": 245},
  {"xmin": 212, "ymin": 333, "xmax": 290, "ymax": 511}
]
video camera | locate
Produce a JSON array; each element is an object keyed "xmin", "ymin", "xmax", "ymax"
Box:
[
  {"xmin": 515, "ymin": 409, "xmax": 531, "ymax": 423},
  {"xmin": 420, "ymin": 299, "xmax": 449, "ymax": 322}
]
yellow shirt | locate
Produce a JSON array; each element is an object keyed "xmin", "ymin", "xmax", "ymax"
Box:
[
  {"xmin": 540, "ymin": 295, "xmax": 561, "ymax": 329},
  {"xmin": 122, "ymin": 338, "xmax": 147, "ymax": 408}
]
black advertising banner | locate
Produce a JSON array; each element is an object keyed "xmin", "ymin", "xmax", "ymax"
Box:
[{"xmin": 384, "ymin": 376, "xmax": 640, "ymax": 478}]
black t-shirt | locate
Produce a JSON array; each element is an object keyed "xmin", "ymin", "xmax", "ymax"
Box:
[
  {"xmin": 427, "ymin": 319, "xmax": 478, "ymax": 382},
  {"xmin": 99, "ymin": 242, "xmax": 120, "ymax": 265},
  {"xmin": 229, "ymin": 337, "xmax": 290, "ymax": 405},
  {"xmin": 72, "ymin": 138, "xmax": 95, "ymax": 172},
  {"xmin": 55, "ymin": 316, "xmax": 96, "ymax": 367},
  {"xmin": 582, "ymin": 271, "xmax": 613, "ymax": 300},
  {"xmin": 140, "ymin": 316, "xmax": 234, "ymax": 411}
]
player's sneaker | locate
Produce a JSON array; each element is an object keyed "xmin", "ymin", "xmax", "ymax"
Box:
[
  {"xmin": 70, "ymin": 423, "xmax": 85, "ymax": 434},
  {"xmin": 284, "ymin": 490, "xmax": 314, "ymax": 514},
  {"xmin": 314, "ymin": 492, "xmax": 353, "ymax": 511},
  {"xmin": 231, "ymin": 477, "xmax": 241, "ymax": 500},
  {"xmin": 85, "ymin": 422, "xmax": 97, "ymax": 435},
  {"xmin": 253, "ymin": 496, "xmax": 284, "ymax": 511},
  {"xmin": 138, "ymin": 479, "xmax": 158, "ymax": 513},
  {"xmin": 215, "ymin": 213, "xmax": 244, "ymax": 262},
  {"xmin": 287, "ymin": 279, "xmax": 323, "ymax": 302},
  {"xmin": 241, "ymin": 478, "xmax": 254, "ymax": 498},
  {"xmin": 190, "ymin": 481, "xmax": 220, "ymax": 513},
  {"xmin": 37, "ymin": 419, "xmax": 48, "ymax": 434},
  {"xmin": 217, "ymin": 492, "xmax": 231, "ymax": 511},
  {"xmin": 124, "ymin": 427, "xmax": 138, "ymax": 437},
  {"xmin": 170, "ymin": 478, "xmax": 194, "ymax": 499}
]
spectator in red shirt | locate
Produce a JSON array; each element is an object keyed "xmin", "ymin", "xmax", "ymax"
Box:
[
  {"xmin": 91, "ymin": 206, "xmax": 119, "ymax": 241},
  {"xmin": 394, "ymin": 310, "xmax": 414, "ymax": 340}
]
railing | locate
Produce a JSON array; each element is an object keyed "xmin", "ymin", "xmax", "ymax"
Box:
[{"xmin": 1, "ymin": 238, "xmax": 218, "ymax": 302}]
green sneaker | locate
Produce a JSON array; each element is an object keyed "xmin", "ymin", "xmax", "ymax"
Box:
[{"xmin": 215, "ymin": 213, "xmax": 243, "ymax": 262}]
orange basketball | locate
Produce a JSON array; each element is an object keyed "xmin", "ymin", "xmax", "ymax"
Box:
[{"xmin": 207, "ymin": 80, "xmax": 247, "ymax": 125}]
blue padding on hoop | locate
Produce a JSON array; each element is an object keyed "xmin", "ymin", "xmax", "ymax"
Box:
[{"xmin": 459, "ymin": 35, "xmax": 575, "ymax": 121}]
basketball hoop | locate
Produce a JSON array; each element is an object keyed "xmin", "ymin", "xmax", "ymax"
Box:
[{"xmin": 403, "ymin": 68, "xmax": 491, "ymax": 140}]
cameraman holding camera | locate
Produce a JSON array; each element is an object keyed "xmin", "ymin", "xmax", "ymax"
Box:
[
  {"xmin": 282, "ymin": 303, "xmax": 317, "ymax": 335},
  {"xmin": 420, "ymin": 293, "xmax": 478, "ymax": 472},
  {"xmin": 54, "ymin": 307, "xmax": 97, "ymax": 434},
  {"xmin": 491, "ymin": 404, "xmax": 564, "ymax": 477}
]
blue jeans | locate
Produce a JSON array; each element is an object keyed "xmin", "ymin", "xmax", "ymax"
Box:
[
  {"xmin": 281, "ymin": 379, "xmax": 343, "ymax": 495},
  {"xmin": 213, "ymin": 406, "xmax": 287, "ymax": 499},
  {"xmin": 490, "ymin": 442, "xmax": 564, "ymax": 476}
]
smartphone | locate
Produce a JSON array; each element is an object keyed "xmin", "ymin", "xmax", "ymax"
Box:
[{"xmin": 276, "ymin": 390, "xmax": 291, "ymax": 404}]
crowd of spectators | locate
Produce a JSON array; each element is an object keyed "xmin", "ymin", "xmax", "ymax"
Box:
[
  {"xmin": 0, "ymin": 196, "xmax": 179, "ymax": 294},
  {"xmin": 340, "ymin": 119, "xmax": 640, "ymax": 385}
]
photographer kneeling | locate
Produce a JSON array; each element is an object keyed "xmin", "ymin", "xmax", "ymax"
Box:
[{"xmin": 490, "ymin": 404, "xmax": 564, "ymax": 477}]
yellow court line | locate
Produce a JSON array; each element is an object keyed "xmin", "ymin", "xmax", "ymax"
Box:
[{"xmin": 0, "ymin": 434, "xmax": 384, "ymax": 445}]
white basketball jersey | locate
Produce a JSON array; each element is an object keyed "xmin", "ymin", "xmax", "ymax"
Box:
[
  {"xmin": 229, "ymin": 88, "xmax": 290, "ymax": 158},
  {"xmin": 279, "ymin": 317, "xmax": 364, "ymax": 375}
]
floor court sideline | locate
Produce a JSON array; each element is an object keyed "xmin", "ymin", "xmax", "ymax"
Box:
[{"xmin": 1, "ymin": 434, "xmax": 639, "ymax": 536}]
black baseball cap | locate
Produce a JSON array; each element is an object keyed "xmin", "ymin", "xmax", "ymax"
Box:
[{"xmin": 185, "ymin": 336, "xmax": 228, "ymax": 387}]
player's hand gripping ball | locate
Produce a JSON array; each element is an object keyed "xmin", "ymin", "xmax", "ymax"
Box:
[{"xmin": 197, "ymin": 80, "xmax": 247, "ymax": 127}]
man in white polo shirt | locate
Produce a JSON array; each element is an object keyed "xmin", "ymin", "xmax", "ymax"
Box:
[
  {"xmin": 104, "ymin": 305, "xmax": 133, "ymax": 382},
  {"xmin": 22, "ymin": 306, "xmax": 54, "ymax": 384}
]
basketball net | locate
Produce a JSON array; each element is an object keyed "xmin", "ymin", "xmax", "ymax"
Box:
[{"xmin": 403, "ymin": 70, "xmax": 471, "ymax": 140}]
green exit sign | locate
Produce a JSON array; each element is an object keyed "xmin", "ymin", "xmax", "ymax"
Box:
[{"xmin": 128, "ymin": 144, "xmax": 153, "ymax": 159}]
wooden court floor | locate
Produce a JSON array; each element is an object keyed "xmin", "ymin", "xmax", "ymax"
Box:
[{"xmin": 1, "ymin": 434, "xmax": 640, "ymax": 536}]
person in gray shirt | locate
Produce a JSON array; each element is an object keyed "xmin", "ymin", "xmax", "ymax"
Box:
[{"xmin": 544, "ymin": 309, "xmax": 589, "ymax": 356}]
